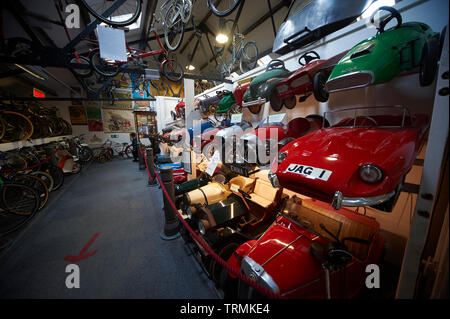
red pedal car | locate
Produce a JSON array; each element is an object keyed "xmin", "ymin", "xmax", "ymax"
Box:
[
  {"xmin": 224, "ymin": 197, "xmax": 385, "ymax": 299},
  {"xmin": 237, "ymin": 114, "xmax": 325, "ymax": 166},
  {"xmin": 171, "ymin": 100, "xmax": 185, "ymax": 121},
  {"xmin": 269, "ymin": 106, "xmax": 430, "ymax": 212},
  {"xmin": 270, "ymin": 51, "xmax": 348, "ymax": 111}
]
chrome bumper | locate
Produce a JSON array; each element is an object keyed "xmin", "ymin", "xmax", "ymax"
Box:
[
  {"xmin": 325, "ymin": 71, "xmax": 374, "ymax": 93},
  {"xmin": 242, "ymin": 97, "xmax": 266, "ymax": 107},
  {"xmin": 332, "ymin": 190, "xmax": 395, "ymax": 210}
]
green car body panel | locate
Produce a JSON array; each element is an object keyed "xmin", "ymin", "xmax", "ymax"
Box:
[
  {"xmin": 243, "ymin": 68, "xmax": 291, "ymax": 103},
  {"xmin": 217, "ymin": 91, "xmax": 236, "ymax": 114},
  {"xmin": 326, "ymin": 22, "xmax": 439, "ymax": 92}
]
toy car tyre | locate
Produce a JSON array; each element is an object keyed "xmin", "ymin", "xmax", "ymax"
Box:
[
  {"xmin": 248, "ymin": 104, "xmax": 262, "ymax": 114},
  {"xmin": 284, "ymin": 96, "xmax": 296, "ymax": 109},
  {"xmin": 313, "ymin": 72, "xmax": 329, "ymax": 102},
  {"xmin": 419, "ymin": 38, "xmax": 440, "ymax": 87},
  {"xmin": 269, "ymin": 93, "xmax": 284, "ymax": 112}
]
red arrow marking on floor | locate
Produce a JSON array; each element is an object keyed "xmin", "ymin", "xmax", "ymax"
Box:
[{"xmin": 64, "ymin": 233, "xmax": 100, "ymax": 263}]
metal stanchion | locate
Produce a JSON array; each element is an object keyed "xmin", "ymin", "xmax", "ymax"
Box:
[
  {"xmin": 146, "ymin": 148, "xmax": 158, "ymax": 186},
  {"xmin": 138, "ymin": 143, "xmax": 146, "ymax": 170},
  {"xmin": 159, "ymin": 166, "xmax": 180, "ymax": 240}
]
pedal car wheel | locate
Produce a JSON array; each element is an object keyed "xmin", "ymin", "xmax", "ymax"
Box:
[
  {"xmin": 171, "ymin": 110, "xmax": 177, "ymax": 121},
  {"xmin": 420, "ymin": 38, "xmax": 440, "ymax": 87},
  {"xmin": 313, "ymin": 72, "xmax": 329, "ymax": 102},
  {"xmin": 284, "ymin": 96, "xmax": 296, "ymax": 109},
  {"xmin": 248, "ymin": 104, "xmax": 262, "ymax": 114},
  {"xmin": 213, "ymin": 242, "xmax": 240, "ymax": 285},
  {"xmin": 270, "ymin": 93, "xmax": 284, "ymax": 112}
]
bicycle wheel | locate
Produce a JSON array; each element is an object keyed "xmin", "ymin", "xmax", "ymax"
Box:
[
  {"xmin": 1, "ymin": 111, "xmax": 34, "ymax": 142},
  {"xmin": 125, "ymin": 144, "xmax": 133, "ymax": 158},
  {"xmin": 207, "ymin": 0, "xmax": 242, "ymax": 17},
  {"xmin": 79, "ymin": 146, "xmax": 94, "ymax": 164},
  {"xmin": 12, "ymin": 174, "xmax": 49, "ymax": 212},
  {"xmin": 90, "ymin": 49, "xmax": 120, "ymax": 77},
  {"xmin": 0, "ymin": 183, "xmax": 39, "ymax": 235},
  {"xmin": 46, "ymin": 165, "xmax": 64, "ymax": 192},
  {"xmin": 239, "ymin": 41, "xmax": 258, "ymax": 74},
  {"xmin": 69, "ymin": 55, "xmax": 93, "ymax": 78},
  {"xmin": 181, "ymin": 0, "xmax": 193, "ymax": 23},
  {"xmin": 31, "ymin": 171, "xmax": 54, "ymax": 193},
  {"xmin": 162, "ymin": 59, "xmax": 184, "ymax": 82},
  {"xmin": 164, "ymin": 4, "xmax": 185, "ymax": 51},
  {"xmin": 72, "ymin": 161, "xmax": 82, "ymax": 174},
  {"xmin": 80, "ymin": 0, "xmax": 141, "ymax": 27}
]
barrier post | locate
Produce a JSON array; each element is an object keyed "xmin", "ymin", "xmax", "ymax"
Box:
[
  {"xmin": 159, "ymin": 166, "xmax": 180, "ymax": 240},
  {"xmin": 146, "ymin": 148, "xmax": 158, "ymax": 186},
  {"xmin": 138, "ymin": 143, "xmax": 146, "ymax": 170}
]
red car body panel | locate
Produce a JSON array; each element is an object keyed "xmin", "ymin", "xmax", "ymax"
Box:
[
  {"xmin": 272, "ymin": 114, "xmax": 430, "ymax": 203},
  {"xmin": 234, "ymin": 83, "xmax": 251, "ymax": 107},
  {"xmin": 227, "ymin": 199, "xmax": 385, "ymax": 298},
  {"xmin": 274, "ymin": 51, "xmax": 348, "ymax": 100},
  {"xmin": 252, "ymin": 117, "xmax": 323, "ymax": 143}
]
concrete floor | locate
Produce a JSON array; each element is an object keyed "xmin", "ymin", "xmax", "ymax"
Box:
[{"xmin": 0, "ymin": 158, "xmax": 219, "ymax": 299}]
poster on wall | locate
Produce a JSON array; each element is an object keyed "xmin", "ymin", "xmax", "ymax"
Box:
[
  {"xmin": 130, "ymin": 73, "xmax": 151, "ymax": 99},
  {"xmin": 88, "ymin": 119, "xmax": 104, "ymax": 131},
  {"xmin": 86, "ymin": 106, "xmax": 104, "ymax": 132},
  {"xmin": 102, "ymin": 89, "xmax": 133, "ymax": 109},
  {"xmin": 102, "ymin": 109, "xmax": 135, "ymax": 133},
  {"xmin": 69, "ymin": 106, "xmax": 87, "ymax": 125},
  {"xmin": 86, "ymin": 106, "xmax": 102, "ymax": 119}
]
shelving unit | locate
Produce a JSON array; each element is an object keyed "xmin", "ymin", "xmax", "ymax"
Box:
[{"xmin": 0, "ymin": 135, "xmax": 72, "ymax": 152}]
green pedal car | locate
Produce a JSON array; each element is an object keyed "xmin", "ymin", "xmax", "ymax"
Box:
[
  {"xmin": 326, "ymin": 6, "xmax": 445, "ymax": 93},
  {"xmin": 242, "ymin": 59, "xmax": 292, "ymax": 114}
]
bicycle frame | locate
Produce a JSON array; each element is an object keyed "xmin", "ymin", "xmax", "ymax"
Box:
[{"xmin": 219, "ymin": 33, "xmax": 246, "ymax": 75}]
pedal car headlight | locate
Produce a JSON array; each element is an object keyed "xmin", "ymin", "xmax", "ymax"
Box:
[
  {"xmin": 358, "ymin": 164, "xmax": 383, "ymax": 184},
  {"xmin": 268, "ymin": 172, "xmax": 280, "ymax": 188},
  {"xmin": 198, "ymin": 219, "xmax": 211, "ymax": 235},
  {"xmin": 278, "ymin": 151, "xmax": 287, "ymax": 164},
  {"xmin": 241, "ymin": 256, "xmax": 280, "ymax": 293}
]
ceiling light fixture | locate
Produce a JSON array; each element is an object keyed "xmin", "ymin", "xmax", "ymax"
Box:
[
  {"xmin": 216, "ymin": 17, "xmax": 230, "ymax": 44},
  {"xmin": 215, "ymin": 33, "xmax": 229, "ymax": 44},
  {"xmin": 186, "ymin": 65, "xmax": 195, "ymax": 71}
]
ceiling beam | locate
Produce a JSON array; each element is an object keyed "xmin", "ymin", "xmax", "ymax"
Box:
[
  {"xmin": 140, "ymin": 0, "xmax": 158, "ymax": 49},
  {"xmin": 179, "ymin": 0, "xmax": 223, "ymax": 54},
  {"xmin": 242, "ymin": 0, "xmax": 286, "ymax": 36}
]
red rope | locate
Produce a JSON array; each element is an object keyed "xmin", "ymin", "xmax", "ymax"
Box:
[{"xmin": 140, "ymin": 145, "xmax": 283, "ymax": 299}]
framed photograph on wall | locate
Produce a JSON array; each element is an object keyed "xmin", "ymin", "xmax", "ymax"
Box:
[
  {"xmin": 69, "ymin": 106, "xmax": 87, "ymax": 125},
  {"xmin": 103, "ymin": 109, "xmax": 135, "ymax": 133}
]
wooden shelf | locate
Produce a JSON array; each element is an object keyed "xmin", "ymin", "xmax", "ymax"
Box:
[{"xmin": 0, "ymin": 135, "xmax": 72, "ymax": 152}]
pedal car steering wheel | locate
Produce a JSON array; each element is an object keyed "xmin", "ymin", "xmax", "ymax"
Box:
[
  {"xmin": 370, "ymin": 6, "xmax": 402, "ymax": 33},
  {"xmin": 298, "ymin": 51, "xmax": 321, "ymax": 66},
  {"xmin": 266, "ymin": 59, "xmax": 285, "ymax": 71}
]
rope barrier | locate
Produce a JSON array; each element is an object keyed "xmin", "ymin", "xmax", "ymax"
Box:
[{"xmin": 140, "ymin": 145, "xmax": 283, "ymax": 299}]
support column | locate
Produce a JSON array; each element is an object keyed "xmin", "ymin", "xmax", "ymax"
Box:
[
  {"xmin": 159, "ymin": 166, "xmax": 180, "ymax": 240},
  {"xmin": 146, "ymin": 148, "xmax": 158, "ymax": 186},
  {"xmin": 138, "ymin": 143, "xmax": 145, "ymax": 170}
]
